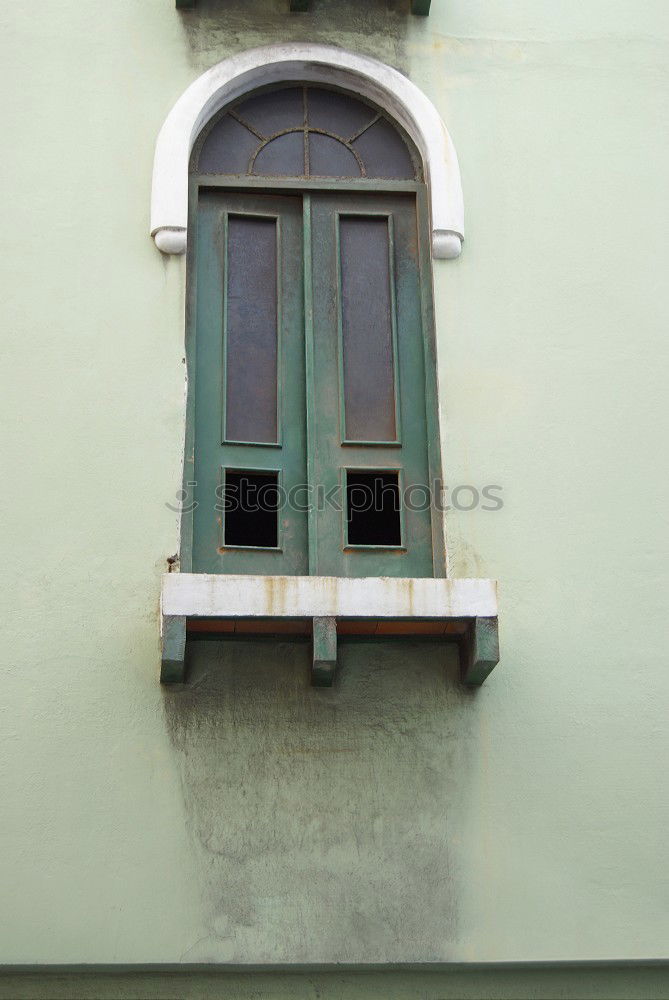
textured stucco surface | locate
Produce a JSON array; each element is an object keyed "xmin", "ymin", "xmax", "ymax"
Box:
[{"xmin": 0, "ymin": 0, "xmax": 668, "ymax": 969}]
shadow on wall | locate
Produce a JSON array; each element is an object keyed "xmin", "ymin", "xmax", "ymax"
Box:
[
  {"xmin": 162, "ymin": 638, "xmax": 478, "ymax": 963},
  {"xmin": 177, "ymin": 0, "xmax": 412, "ymax": 75}
]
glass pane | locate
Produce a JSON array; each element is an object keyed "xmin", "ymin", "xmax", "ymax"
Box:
[
  {"xmin": 225, "ymin": 216, "xmax": 278, "ymax": 443},
  {"xmin": 352, "ymin": 118, "xmax": 416, "ymax": 179},
  {"xmin": 309, "ymin": 134, "xmax": 361, "ymax": 178},
  {"xmin": 194, "ymin": 86, "xmax": 419, "ymax": 180},
  {"xmin": 346, "ymin": 471, "xmax": 401, "ymax": 546},
  {"xmin": 307, "ymin": 88, "xmax": 376, "ymax": 140},
  {"xmin": 252, "ymin": 133, "xmax": 305, "ymax": 177},
  {"xmin": 198, "ymin": 114, "xmax": 259, "ymax": 174},
  {"xmin": 234, "ymin": 87, "xmax": 304, "ymax": 138},
  {"xmin": 339, "ymin": 217, "xmax": 397, "ymax": 442}
]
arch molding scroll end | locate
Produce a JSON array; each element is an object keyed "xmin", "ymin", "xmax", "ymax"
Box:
[
  {"xmin": 432, "ymin": 230, "xmax": 463, "ymax": 260},
  {"xmin": 154, "ymin": 227, "xmax": 187, "ymax": 255}
]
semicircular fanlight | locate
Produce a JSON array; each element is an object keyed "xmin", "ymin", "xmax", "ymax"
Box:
[{"xmin": 195, "ymin": 84, "xmax": 418, "ymax": 181}]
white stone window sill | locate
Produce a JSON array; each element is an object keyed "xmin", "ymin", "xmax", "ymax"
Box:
[{"xmin": 161, "ymin": 574, "xmax": 499, "ymax": 687}]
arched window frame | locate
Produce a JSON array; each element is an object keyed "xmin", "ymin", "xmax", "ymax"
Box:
[
  {"xmin": 191, "ymin": 83, "xmax": 423, "ymax": 182},
  {"xmin": 151, "ymin": 44, "xmax": 464, "ymax": 259},
  {"xmin": 155, "ymin": 45, "xmax": 499, "ymax": 689}
]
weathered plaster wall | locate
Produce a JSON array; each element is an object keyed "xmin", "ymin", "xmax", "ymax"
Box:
[{"xmin": 0, "ymin": 0, "xmax": 667, "ymax": 975}]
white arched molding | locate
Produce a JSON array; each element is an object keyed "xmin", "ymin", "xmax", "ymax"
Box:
[{"xmin": 151, "ymin": 43, "xmax": 464, "ymax": 259}]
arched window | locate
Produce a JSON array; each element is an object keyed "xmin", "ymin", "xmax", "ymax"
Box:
[
  {"xmin": 158, "ymin": 52, "xmax": 497, "ymax": 688},
  {"xmin": 186, "ymin": 84, "xmax": 444, "ymax": 580},
  {"xmin": 193, "ymin": 85, "xmax": 419, "ymax": 181}
]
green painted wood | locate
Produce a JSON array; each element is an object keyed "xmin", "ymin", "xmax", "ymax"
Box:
[
  {"xmin": 411, "ymin": 0, "xmax": 431, "ymax": 14},
  {"xmin": 190, "ymin": 187, "xmax": 442, "ymax": 583},
  {"xmin": 196, "ymin": 177, "xmax": 421, "ymax": 194},
  {"xmin": 160, "ymin": 615, "xmax": 187, "ymax": 683},
  {"xmin": 192, "ymin": 191, "xmax": 308, "ymax": 575},
  {"xmin": 311, "ymin": 616, "xmax": 337, "ymax": 686},
  {"xmin": 310, "ymin": 192, "xmax": 435, "ymax": 578},
  {"xmin": 290, "ymin": 0, "xmax": 310, "ymax": 9},
  {"xmin": 302, "ymin": 195, "xmax": 319, "ymax": 574},
  {"xmin": 415, "ymin": 185, "xmax": 447, "ymax": 575},
  {"xmin": 462, "ymin": 617, "xmax": 500, "ymax": 686}
]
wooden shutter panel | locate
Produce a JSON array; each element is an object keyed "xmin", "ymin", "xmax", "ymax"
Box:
[
  {"xmin": 309, "ymin": 192, "xmax": 435, "ymax": 578},
  {"xmin": 191, "ymin": 191, "xmax": 308, "ymax": 575}
]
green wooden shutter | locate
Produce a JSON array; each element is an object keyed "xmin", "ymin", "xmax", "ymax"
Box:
[
  {"xmin": 309, "ymin": 192, "xmax": 435, "ymax": 577},
  {"xmin": 190, "ymin": 187, "xmax": 439, "ymax": 579},
  {"xmin": 192, "ymin": 191, "xmax": 308, "ymax": 574}
]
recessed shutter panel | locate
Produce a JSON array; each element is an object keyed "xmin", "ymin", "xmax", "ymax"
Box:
[
  {"xmin": 192, "ymin": 191, "xmax": 308, "ymax": 574},
  {"xmin": 309, "ymin": 192, "xmax": 434, "ymax": 577}
]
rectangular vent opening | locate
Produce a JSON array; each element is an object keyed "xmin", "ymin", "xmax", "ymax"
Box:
[
  {"xmin": 223, "ymin": 470, "xmax": 279, "ymax": 548},
  {"xmin": 346, "ymin": 471, "xmax": 401, "ymax": 547}
]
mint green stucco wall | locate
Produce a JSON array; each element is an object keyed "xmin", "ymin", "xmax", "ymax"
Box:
[{"xmin": 1, "ymin": 0, "xmax": 667, "ymax": 986}]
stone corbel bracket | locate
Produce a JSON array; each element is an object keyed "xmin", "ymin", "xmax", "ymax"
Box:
[
  {"xmin": 151, "ymin": 44, "xmax": 464, "ymax": 260},
  {"xmin": 160, "ymin": 575, "xmax": 499, "ymax": 687}
]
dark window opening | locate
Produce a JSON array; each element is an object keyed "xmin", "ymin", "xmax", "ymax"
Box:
[
  {"xmin": 346, "ymin": 471, "xmax": 401, "ymax": 547},
  {"xmin": 223, "ymin": 470, "xmax": 279, "ymax": 548}
]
